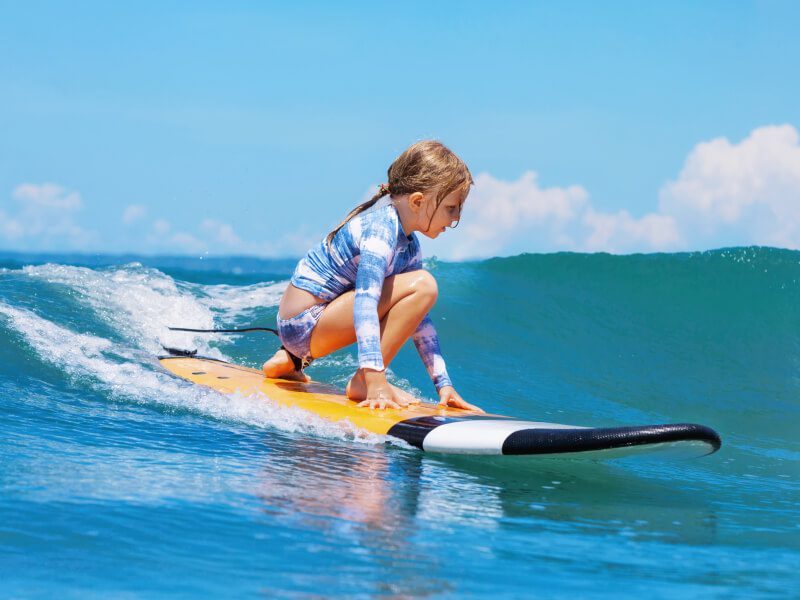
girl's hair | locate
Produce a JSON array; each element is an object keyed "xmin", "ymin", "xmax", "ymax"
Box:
[{"xmin": 325, "ymin": 140, "xmax": 473, "ymax": 248}]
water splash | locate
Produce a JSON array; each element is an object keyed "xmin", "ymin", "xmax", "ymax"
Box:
[
  {"xmin": 0, "ymin": 301, "xmax": 386, "ymax": 446},
  {"xmin": 21, "ymin": 263, "xmax": 218, "ymax": 355}
]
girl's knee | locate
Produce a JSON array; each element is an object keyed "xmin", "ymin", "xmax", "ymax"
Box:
[{"xmin": 409, "ymin": 269, "xmax": 438, "ymax": 305}]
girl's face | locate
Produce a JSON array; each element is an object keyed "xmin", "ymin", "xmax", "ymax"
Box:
[{"xmin": 418, "ymin": 190, "xmax": 465, "ymax": 239}]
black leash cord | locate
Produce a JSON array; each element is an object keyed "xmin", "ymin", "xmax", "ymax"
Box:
[
  {"xmin": 166, "ymin": 325, "xmax": 306, "ymax": 370},
  {"xmin": 168, "ymin": 326, "xmax": 278, "ymax": 336}
]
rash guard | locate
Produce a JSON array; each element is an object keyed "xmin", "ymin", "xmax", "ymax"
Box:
[{"xmin": 291, "ymin": 198, "xmax": 453, "ymax": 391}]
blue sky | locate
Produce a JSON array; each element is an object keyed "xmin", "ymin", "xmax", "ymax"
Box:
[{"xmin": 2, "ymin": 1, "xmax": 799, "ymax": 258}]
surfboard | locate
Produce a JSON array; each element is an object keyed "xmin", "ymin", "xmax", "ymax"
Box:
[{"xmin": 158, "ymin": 354, "xmax": 721, "ymax": 459}]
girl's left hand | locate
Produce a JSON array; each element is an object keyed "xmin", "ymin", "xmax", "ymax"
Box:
[{"xmin": 437, "ymin": 386, "xmax": 485, "ymax": 413}]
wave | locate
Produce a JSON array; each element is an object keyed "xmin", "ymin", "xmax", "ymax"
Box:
[
  {"xmin": 1, "ymin": 246, "xmax": 798, "ymax": 447},
  {"xmin": 0, "ymin": 264, "xmax": 387, "ymax": 446}
]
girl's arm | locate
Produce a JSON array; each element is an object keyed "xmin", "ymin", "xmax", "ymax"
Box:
[
  {"xmin": 352, "ymin": 226, "xmax": 401, "ymax": 408},
  {"xmin": 411, "ymin": 315, "xmax": 452, "ymax": 391},
  {"xmin": 402, "ymin": 248, "xmax": 483, "ymax": 412},
  {"xmin": 353, "ymin": 230, "xmax": 390, "ymax": 373},
  {"xmin": 412, "ymin": 313, "xmax": 483, "ymax": 411},
  {"xmin": 401, "ymin": 247, "xmax": 453, "ymax": 391}
]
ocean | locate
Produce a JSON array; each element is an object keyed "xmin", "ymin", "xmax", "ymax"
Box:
[{"xmin": 1, "ymin": 247, "xmax": 798, "ymax": 598}]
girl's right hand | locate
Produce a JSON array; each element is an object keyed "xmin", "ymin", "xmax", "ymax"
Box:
[{"xmin": 352, "ymin": 368, "xmax": 407, "ymax": 410}]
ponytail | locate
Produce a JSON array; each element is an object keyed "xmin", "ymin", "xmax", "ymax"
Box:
[{"xmin": 325, "ymin": 185, "xmax": 390, "ymax": 249}]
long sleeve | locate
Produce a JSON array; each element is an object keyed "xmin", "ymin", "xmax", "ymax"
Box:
[
  {"xmin": 401, "ymin": 244, "xmax": 453, "ymax": 391},
  {"xmin": 412, "ymin": 315, "xmax": 453, "ymax": 391},
  {"xmin": 353, "ymin": 221, "xmax": 394, "ymax": 371}
]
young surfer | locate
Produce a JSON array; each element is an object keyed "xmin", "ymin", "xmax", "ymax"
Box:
[{"xmin": 263, "ymin": 140, "xmax": 483, "ymax": 412}]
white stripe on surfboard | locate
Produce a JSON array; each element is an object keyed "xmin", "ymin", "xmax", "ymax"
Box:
[{"xmin": 421, "ymin": 419, "xmax": 585, "ymax": 455}]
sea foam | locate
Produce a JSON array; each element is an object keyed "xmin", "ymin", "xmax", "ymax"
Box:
[{"xmin": 0, "ymin": 275, "xmax": 385, "ymax": 447}]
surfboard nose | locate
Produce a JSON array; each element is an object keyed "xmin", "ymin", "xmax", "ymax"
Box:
[{"xmin": 389, "ymin": 416, "xmax": 721, "ymax": 458}]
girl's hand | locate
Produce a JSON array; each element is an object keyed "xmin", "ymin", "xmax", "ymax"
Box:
[
  {"xmin": 353, "ymin": 369, "xmax": 411, "ymax": 410},
  {"xmin": 437, "ymin": 386, "xmax": 485, "ymax": 413}
]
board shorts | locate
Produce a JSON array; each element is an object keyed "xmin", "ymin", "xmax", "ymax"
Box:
[{"xmin": 276, "ymin": 303, "xmax": 327, "ymax": 366}]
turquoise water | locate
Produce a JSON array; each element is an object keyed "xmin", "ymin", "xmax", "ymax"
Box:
[{"xmin": 1, "ymin": 248, "xmax": 798, "ymax": 598}]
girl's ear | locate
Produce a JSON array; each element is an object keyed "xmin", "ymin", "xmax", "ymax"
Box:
[{"xmin": 408, "ymin": 191, "xmax": 425, "ymax": 213}]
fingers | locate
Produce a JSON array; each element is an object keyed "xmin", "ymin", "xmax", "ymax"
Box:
[
  {"xmin": 356, "ymin": 385, "xmax": 420, "ymax": 410},
  {"xmin": 356, "ymin": 397, "xmax": 402, "ymax": 410},
  {"xmin": 460, "ymin": 400, "xmax": 485, "ymax": 413},
  {"xmin": 450, "ymin": 394, "xmax": 483, "ymax": 412},
  {"xmin": 438, "ymin": 397, "xmax": 485, "ymax": 413},
  {"xmin": 393, "ymin": 395, "xmax": 420, "ymax": 408}
]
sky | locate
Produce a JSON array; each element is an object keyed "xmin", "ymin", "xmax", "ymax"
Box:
[{"xmin": 1, "ymin": 0, "xmax": 799, "ymax": 259}]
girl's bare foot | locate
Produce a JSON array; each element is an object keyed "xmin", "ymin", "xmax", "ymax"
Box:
[
  {"xmin": 345, "ymin": 370, "xmax": 367, "ymax": 400},
  {"xmin": 262, "ymin": 349, "xmax": 310, "ymax": 382},
  {"xmin": 345, "ymin": 371, "xmax": 419, "ymax": 406}
]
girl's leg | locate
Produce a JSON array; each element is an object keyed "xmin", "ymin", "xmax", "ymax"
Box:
[
  {"xmin": 310, "ymin": 269, "xmax": 437, "ymax": 401},
  {"xmin": 309, "ymin": 269, "xmax": 437, "ymax": 362},
  {"xmin": 263, "ymin": 270, "xmax": 437, "ymax": 388},
  {"xmin": 262, "ymin": 348, "xmax": 311, "ymax": 382}
]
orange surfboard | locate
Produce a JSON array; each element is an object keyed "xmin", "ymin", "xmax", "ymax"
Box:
[{"xmin": 159, "ymin": 354, "xmax": 721, "ymax": 458}]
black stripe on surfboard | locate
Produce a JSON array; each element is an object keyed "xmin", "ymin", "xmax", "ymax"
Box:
[
  {"xmin": 500, "ymin": 423, "xmax": 721, "ymax": 455},
  {"xmin": 386, "ymin": 415, "xmax": 513, "ymax": 449}
]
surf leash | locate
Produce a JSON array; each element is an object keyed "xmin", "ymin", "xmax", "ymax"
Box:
[
  {"xmin": 166, "ymin": 325, "xmax": 308, "ymax": 371},
  {"xmin": 168, "ymin": 326, "xmax": 278, "ymax": 335}
]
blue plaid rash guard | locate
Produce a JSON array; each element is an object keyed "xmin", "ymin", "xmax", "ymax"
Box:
[{"xmin": 290, "ymin": 198, "xmax": 453, "ymax": 391}]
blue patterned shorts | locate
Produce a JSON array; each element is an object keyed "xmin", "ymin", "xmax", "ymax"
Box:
[{"xmin": 276, "ymin": 303, "xmax": 327, "ymax": 365}]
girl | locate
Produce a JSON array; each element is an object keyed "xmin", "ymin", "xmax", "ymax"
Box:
[{"xmin": 263, "ymin": 140, "xmax": 483, "ymax": 412}]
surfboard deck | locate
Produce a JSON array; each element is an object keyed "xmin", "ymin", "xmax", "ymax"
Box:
[{"xmin": 158, "ymin": 355, "xmax": 721, "ymax": 459}]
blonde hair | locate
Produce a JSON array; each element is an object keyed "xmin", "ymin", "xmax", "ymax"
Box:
[{"xmin": 326, "ymin": 140, "xmax": 473, "ymax": 248}]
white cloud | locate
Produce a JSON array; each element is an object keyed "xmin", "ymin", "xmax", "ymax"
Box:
[
  {"xmin": 0, "ymin": 209, "xmax": 25, "ymax": 240},
  {"xmin": 260, "ymin": 230, "xmax": 323, "ymax": 257},
  {"xmin": 13, "ymin": 183, "xmax": 82, "ymax": 210},
  {"xmin": 2, "ymin": 183, "xmax": 92, "ymax": 249},
  {"xmin": 145, "ymin": 219, "xmax": 208, "ymax": 254},
  {"xmin": 434, "ymin": 171, "xmax": 680, "ymax": 258},
  {"xmin": 7, "ymin": 124, "xmax": 796, "ymax": 258},
  {"xmin": 430, "ymin": 123, "xmax": 800, "ymax": 258},
  {"xmin": 659, "ymin": 124, "xmax": 800, "ymax": 249},
  {"xmin": 169, "ymin": 232, "xmax": 206, "ymax": 254},
  {"xmin": 439, "ymin": 171, "xmax": 589, "ymax": 259},
  {"xmin": 470, "ymin": 171, "xmax": 587, "ymax": 229},
  {"xmin": 582, "ymin": 209, "xmax": 681, "ymax": 253},
  {"xmin": 152, "ymin": 219, "xmax": 171, "ymax": 235},
  {"xmin": 122, "ymin": 204, "xmax": 147, "ymax": 225},
  {"xmin": 200, "ymin": 218, "xmax": 241, "ymax": 246},
  {"xmin": 136, "ymin": 213, "xmax": 321, "ymax": 257}
]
